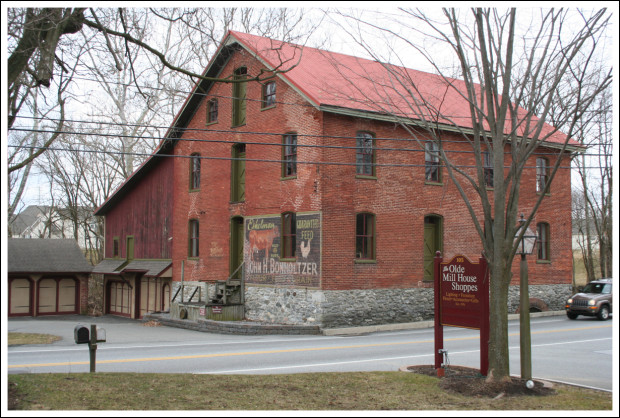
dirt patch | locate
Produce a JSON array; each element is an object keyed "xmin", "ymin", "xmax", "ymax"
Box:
[
  {"xmin": 142, "ymin": 320, "xmax": 161, "ymax": 327},
  {"xmin": 407, "ymin": 365, "xmax": 555, "ymax": 398},
  {"xmin": 8, "ymin": 382, "xmax": 21, "ymax": 409}
]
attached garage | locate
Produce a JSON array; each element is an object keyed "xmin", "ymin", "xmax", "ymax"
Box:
[
  {"xmin": 8, "ymin": 239, "xmax": 92, "ymax": 317},
  {"xmin": 94, "ymin": 259, "xmax": 172, "ymax": 319}
]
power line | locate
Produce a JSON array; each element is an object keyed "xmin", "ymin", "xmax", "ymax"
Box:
[
  {"xmin": 10, "ymin": 126, "xmax": 605, "ymax": 159},
  {"xmin": 10, "ymin": 144, "xmax": 607, "ymax": 170}
]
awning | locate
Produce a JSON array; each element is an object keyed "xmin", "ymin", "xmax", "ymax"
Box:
[
  {"xmin": 118, "ymin": 260, "xmax": 172, "ymax": 277},
  {"xmin": 92, "ymin": 259, "xmax": 126, "ymax": 275}
]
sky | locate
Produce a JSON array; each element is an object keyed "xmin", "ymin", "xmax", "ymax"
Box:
[{"xmin": 3, "ymin": 3, "xmax": 618, "ymax": 212}]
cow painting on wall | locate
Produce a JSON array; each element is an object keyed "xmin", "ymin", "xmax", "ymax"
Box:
[{"xmin": 244, "ymin": 212, "xmax": 321, "ymax": 288}]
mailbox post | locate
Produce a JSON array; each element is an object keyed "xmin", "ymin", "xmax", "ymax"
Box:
[{"xmin": 74, "ymin": 324, "xmax": 106, "ymax": 372}]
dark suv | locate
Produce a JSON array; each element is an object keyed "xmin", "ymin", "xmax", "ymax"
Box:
[{"xmin": 566, "ymin": 279, "xmax": 613, "ymax": 320}]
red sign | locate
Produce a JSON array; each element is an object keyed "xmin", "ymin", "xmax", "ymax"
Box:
[
  {"xmin": 434, "ymin": 253, "xmax": 489, "ymax": 376},
  {"xmin": 212, "ymin": 306, "xmax": 222, "ymax": 314},
  {"xmin": 439, "ymin": 255, "xmax": 487, "ymax": 329}
]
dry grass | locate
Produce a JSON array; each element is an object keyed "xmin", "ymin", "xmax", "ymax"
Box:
[
  {"xmin": 8, "ymin": 333, "xmax": 62, "ymax": 346},
  {"xmin": 8, "ymin": 372, "xmax": 612, "ymax": 411}
]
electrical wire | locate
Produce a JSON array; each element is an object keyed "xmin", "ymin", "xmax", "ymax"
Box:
[{"xmin": 10, "ymin": 144, "xmax": 606, "ymax": 170}]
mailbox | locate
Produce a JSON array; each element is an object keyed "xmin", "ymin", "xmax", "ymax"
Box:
[
  {"xmin": 95, "ymin": 326, "xmax": 106, "ymax": 342},
  {"xmin": 74, "ymin": 325, "xmax": 90, "ymax": 344}
]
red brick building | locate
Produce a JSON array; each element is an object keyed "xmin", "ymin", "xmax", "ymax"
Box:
[{"xmin": 94, "ymin": 31, "xmax": 579, "ymax": 325}]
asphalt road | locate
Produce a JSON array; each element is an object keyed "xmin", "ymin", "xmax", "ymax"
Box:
[{"xmin": 6, "ymin": 314, "xmax": 615, "ymax": 391}]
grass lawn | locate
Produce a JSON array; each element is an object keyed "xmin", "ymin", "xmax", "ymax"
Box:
[
  {"xmin": 8, "ymin": 372, "xmax": 612, "ymax": 411},
  {"xmin": 7, "ymin": 333, "xmax": 62, "ymax": 345}
]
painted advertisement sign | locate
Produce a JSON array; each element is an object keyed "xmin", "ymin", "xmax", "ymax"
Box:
[{"xmin": 244, "ymin": 212, "xmax": 321, "ymax": 288}]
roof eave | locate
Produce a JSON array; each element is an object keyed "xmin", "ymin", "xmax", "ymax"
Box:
[{"xmin": 320, "ymin": 105, "xmax": 585, "ymax": 154}]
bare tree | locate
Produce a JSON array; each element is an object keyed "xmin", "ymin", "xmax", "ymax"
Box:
[
  {"xmin": 7, "ymin": 7, "xmax": 318, "ymax": 217},
  {"xmin": 572, "ymin": 84, "xmax": 613, "ymax": 281},
  {"xmin": 7, "ymin": 8, "xmax": 313, "ymax": 177},
  {"xmin": 329, "ymin": 7, "xmax": 611, "ymax": 381}
]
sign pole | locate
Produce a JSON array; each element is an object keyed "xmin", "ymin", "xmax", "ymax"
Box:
[{"xmin": 434, "ymin": 251, "xmax": 443, "ymax": 373}]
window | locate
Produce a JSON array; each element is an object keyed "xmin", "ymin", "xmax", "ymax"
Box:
[
  {"xmin": 356, "ymin": 213, "xmax": 375, "ymax": 260},
  {"xmin": 425, "ymin": 141, "xmax": 441, "ymax": 182},
  {"xmin": 262, "ymin": 81, "xmax": 276, "ymax": 108},
  {"xmin": 231, "ymin": 143, "xmax": 246, "ymax": 202},
  {"xmin": 190, "ymin": 153, "xmax": 201, "ymax": 190},
  {"xmin": 232, "ymin": 67, "xmax": 247, "ymax": 126},
  {"xmin": 113, "ymin": 237, "xmax": 120, "ymax": 258},
  {"xmin": 536, "ymin": 157, "xmax": 549, "ymax": 193},
  {"xmin": 537, "ymin": 222, "xmax": 550, "ymax": 261},
  {"xmin": 356, "ymin": 132, "xmax": 375, "ymax": 176},
  {"xmin": 282, "ymin": 133, "xmax": 297, "ymax": 177},
  {"xmin": 189, "ymin": 219, "xmax": 199, "ymax": 258},
  {"xmin": 281, "ymin": 212, "xmax": 296, "ymax": 259},
  {"xmin": 207, "ymin": 99, "xmax": 218, "ymax": 124},
  {"xmin": 483, "ymin": 151, "xmax": 493, "ymax": 188}
]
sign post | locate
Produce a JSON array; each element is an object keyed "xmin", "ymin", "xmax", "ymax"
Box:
[{"xmin": 434, "ymin": 252, "xmax": 489, "ymax": 376}]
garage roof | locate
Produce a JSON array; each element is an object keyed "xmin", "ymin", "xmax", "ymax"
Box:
[{"xmin": 8, "ymin": 238, "xmax": 93, "ymax": 274}]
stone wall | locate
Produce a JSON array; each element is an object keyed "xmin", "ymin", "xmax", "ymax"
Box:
[
  {"xmin": 170, "ymin": 282, "xmax": 572, "ymax": 327},
  {"xmin": 243, "ymin": 284, "xmax": 571, "ymax": 328}
]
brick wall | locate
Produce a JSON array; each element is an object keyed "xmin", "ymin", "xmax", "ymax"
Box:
[{"xmin": 120, "ymin": 47, "xmax": 573, "ymax": 292}]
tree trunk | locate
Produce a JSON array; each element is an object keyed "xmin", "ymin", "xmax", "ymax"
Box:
[{"xmin": 486, "ymin": 258, "xmax": 512, "ymax": 381}]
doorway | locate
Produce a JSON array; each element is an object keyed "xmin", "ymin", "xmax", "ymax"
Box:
[
  {"xmin": 230, "ymin": 216, "xmax": 244, "ymax": 279},
  {"xmin": 423, "ymin": 215, "xmax": 443, "ymax": 282}
]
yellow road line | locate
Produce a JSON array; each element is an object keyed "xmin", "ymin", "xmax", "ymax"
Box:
[{"xmin": 9, "ymin": 323, "xmax": 611, "ymax": 369}]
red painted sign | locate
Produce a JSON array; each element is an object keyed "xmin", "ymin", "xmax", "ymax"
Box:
[
  {"xmin": 439, "ymin": 255, "xmax": 487, "ymax": 329},
  {"xmin": 434, "ymin": 252, "xmax": 489, "ymax": 376}
]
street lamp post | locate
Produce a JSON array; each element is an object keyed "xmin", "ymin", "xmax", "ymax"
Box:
[{"xmin": 515, "ymin": 214, "xmax": 538, "ymax": 381}]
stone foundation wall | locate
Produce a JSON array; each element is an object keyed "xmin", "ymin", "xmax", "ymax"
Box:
[
  {"xmin": 170, "ymin": 282, "xmax": 572, "ymax": 327},
  {"xmin": 244, "ymin": 284, "xmax": 572, "ymax": 328}
]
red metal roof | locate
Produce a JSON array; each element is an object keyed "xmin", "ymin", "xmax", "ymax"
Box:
[{"xmin": 229, "ymin": 30, "xmax": 578, "ymax": 147}]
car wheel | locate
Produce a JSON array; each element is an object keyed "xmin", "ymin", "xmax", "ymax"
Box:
[
  {"xmin": 597, "ymin": 305, "xmax": 610, "ymax": 321},
  {"xmin": 567, "ymin": 312, "xmax": 579, "ymax": 320}
]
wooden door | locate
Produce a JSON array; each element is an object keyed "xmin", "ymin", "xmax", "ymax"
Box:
[
  {"xmin": 230, "ymin": 217, "xmax": 244, "ymax": 279},
  {"xmin": 423, "ymin": 216, "xmax": 442, "ymax": 282},
  {"xmin": 10, "ymin": 278, "xmax": 32, "ymax": 316}
]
